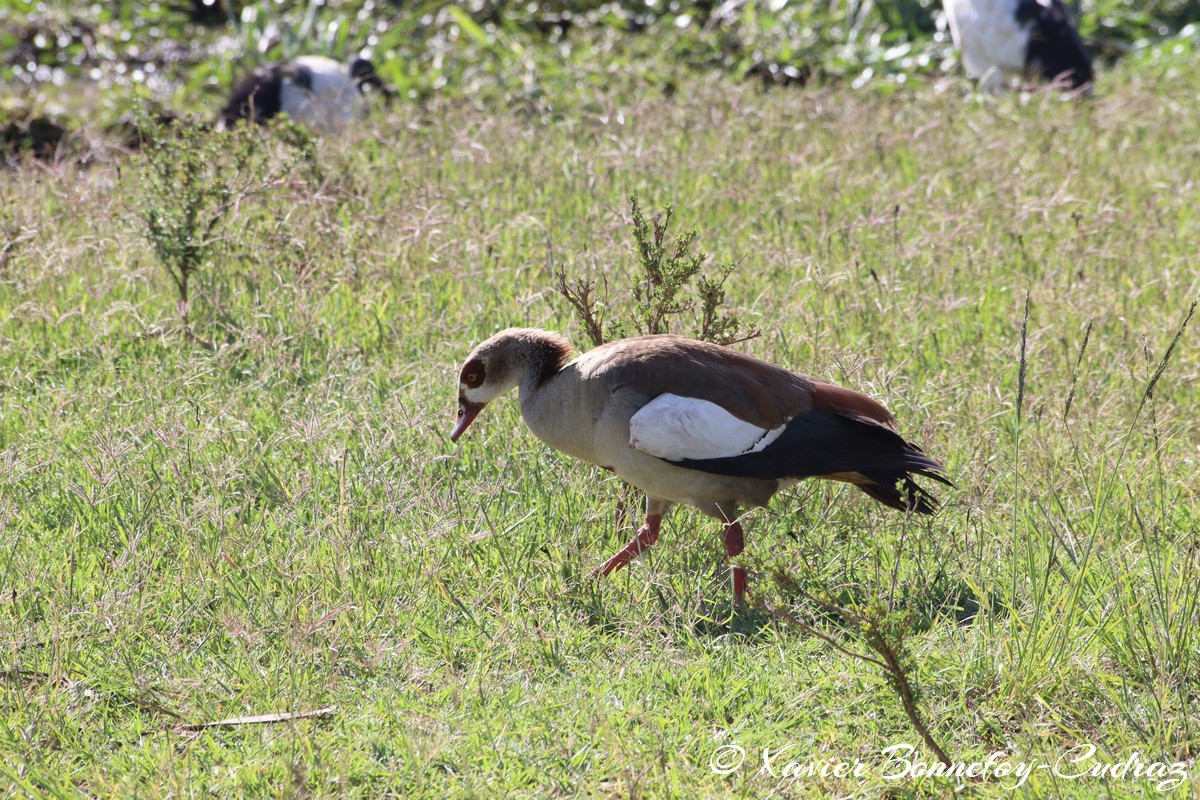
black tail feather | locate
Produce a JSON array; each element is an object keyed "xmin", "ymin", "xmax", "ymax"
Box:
[{"xmin": 856, "ymin": 470, "xmax": 951, "ymax": 515}]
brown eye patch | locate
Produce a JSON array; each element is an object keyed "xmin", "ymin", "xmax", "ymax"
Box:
[{"xmin": 460, "ymin": 358, "xmax": 485, "ymax": 388}]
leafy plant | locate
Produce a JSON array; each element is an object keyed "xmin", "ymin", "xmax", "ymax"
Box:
[
  {"xmin": 134, "ymin": 115, "xmax": 314, "ymax": 336},
  {"xmin": 557, "ymin": 194, "xmax": 756, "ymax": 347}
]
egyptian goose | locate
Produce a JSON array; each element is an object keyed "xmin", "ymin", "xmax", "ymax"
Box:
[
  {"xmin": 218, "ymin": 56, "xmax": 392, "ymax": 132},
  {"xmin": 451, "ymin": 329, "xmax": 950, "ymax": 601},
  {"xmin": 942, "ymin": 0, "xmax": 1093, "ymax": 92}
]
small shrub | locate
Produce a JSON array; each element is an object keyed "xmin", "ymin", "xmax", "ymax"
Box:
[
  {"xmin": 134, "ymin": 115, "xmax": 315, "ymax": 335},
  {"xmin": 557, "ymin": 194, "xmax": 757, "ymax": 347}
]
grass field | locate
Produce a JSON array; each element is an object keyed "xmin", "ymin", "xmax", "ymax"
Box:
[{"xmin": 2, "ymin": 54, "xmax": 1199, "ymax": 798}]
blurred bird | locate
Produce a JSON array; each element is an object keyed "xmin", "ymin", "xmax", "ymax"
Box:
[
  {"xmin": 943, "ymin": 0, "xmax": 1093, "ymax": 92},
  {"xmin": 219, "ymin": 56, "xmax": 393, "ymax": 132}
]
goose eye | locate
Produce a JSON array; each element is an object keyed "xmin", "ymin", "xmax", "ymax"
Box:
[{"xmin": 460, "ymin": 360, "xmax": 486, "ymax": 388}]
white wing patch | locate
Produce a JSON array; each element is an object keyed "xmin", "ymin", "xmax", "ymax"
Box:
[
  {"xmin": 942, "ymin": 0, "xmax": 1028, "ymax": 90},
  {"xmin": 628, "ymin": 394, "xmax": 787, "ymax": 461},
  {"xmin": 281, "ymin": 57, "xmax": 360, "ymax": 132}
]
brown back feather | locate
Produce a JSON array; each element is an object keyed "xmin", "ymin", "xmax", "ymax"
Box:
[{"xmin": 576, "ymin": 335, "xmax": 819, "ymax": 427}]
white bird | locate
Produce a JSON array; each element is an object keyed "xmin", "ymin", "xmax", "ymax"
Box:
[
  {"xmin": 942, "ymin": 0, "xmax": 1093, "ymax": 92},
  {"xmin": 451, "ymin": 329, "xmax": 950, "ymax": 602},
  {"xmin": 219, "ymin": 56, "xmax": 392, "ymax": 132}
]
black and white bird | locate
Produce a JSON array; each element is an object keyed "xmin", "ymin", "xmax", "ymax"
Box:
[
  {"xmin": 451, "ymin": 329, "xmax": 950, "ymax": 602},
  {"xmin": 219, "ymin": 56, "xmax": 392, "ymax": 132},
  {"xmin": 942, "ymin": 0, "xmax": 1093, "ymax": 91}
]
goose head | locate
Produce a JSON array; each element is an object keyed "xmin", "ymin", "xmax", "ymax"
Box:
[{"xmin": 450, "ymin": 328, "xmax": 572, "ymax": 441}]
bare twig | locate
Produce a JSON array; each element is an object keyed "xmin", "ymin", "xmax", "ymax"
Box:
[
  {"xmin": 555, "ymin": 271, "xmax": 607, "ymax": 347},
  {"xmin": 864, "ymin": 631, "xmax": 953, "ymax": 767},
  {"xmin": 755, "ymin": 597, "xmax": 889, "ymax": 671}
]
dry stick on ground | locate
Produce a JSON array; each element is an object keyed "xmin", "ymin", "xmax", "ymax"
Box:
[{"xmin": 179, "ymin": 706, "xmax": 336, "ymax": 732}]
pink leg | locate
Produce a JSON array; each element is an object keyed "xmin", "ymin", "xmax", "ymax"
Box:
[
  {"xmin": 594, "ymin": 513, "xmax": 662, "ymax": 577},
  {"xmin": 723, "ymin": 520, "xmax": 746, "ymax": 600}
]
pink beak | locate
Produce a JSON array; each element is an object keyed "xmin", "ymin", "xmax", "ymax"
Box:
[{"xmin": 450, "ymin": 400, "xmax": 485, "ymax": 442}]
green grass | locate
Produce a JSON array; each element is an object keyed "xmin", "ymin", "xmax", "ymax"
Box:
[{"xmin": 2, "ymin": 56, "xmax": 1199, "ymax": 798}]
